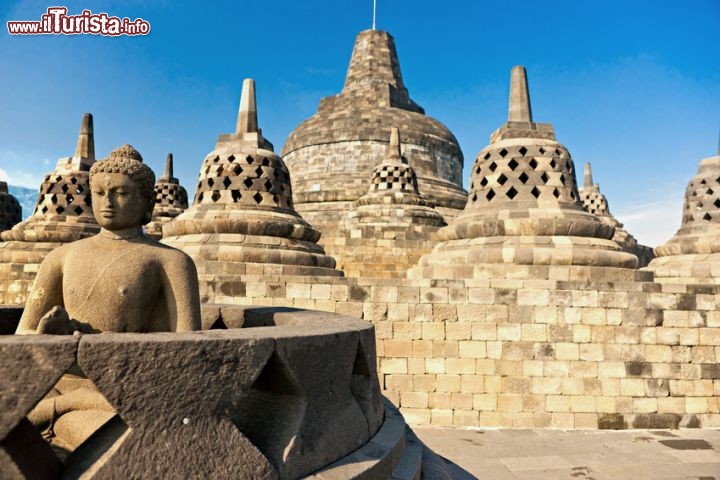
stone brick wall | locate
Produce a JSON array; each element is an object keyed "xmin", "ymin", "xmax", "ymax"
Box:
[{"xmin": 194, "ymin": 269, "xmax": 720, "ymax": 429}]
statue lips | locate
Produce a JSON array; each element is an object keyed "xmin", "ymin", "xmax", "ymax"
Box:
[{"xmin": 100, "ymin": 209, "xmax": 117, "ymax": 218}]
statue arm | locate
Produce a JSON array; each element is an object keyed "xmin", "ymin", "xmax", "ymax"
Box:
[
  {"xmin": 16, "ymin": 249, "xmax": 65, "ymax": 334},
  {"xmin": 161, "ymin": 252, "xmax": 201, "ymax": 332}
]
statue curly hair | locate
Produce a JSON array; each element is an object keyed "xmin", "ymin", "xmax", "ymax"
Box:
[{"xmin": 90, "ymin": 144, "xmax": 156, "ymax": 224}]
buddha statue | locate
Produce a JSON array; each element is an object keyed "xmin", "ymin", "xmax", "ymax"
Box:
[{"xmin": 16, "ymin": 144, "xmax": 201, "ymax": 456}]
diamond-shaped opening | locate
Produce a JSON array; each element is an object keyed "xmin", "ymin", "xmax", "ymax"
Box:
[
  {"xmin": 508, "ymin": 159, "xmax": 519, "ymax": 171},
  {"xmin": 232, "ymin": 165, "xmax": 243, "ymax": 176},
  {"xmin": 560, "ymin": 174, "xmax": 566, "ymax": 184},
  {"xmin": 499, "ymin": 149, "xmax": 508, "ymax": 158},
  {"xmin": 470, "ymin": 182, "xmax": 474, "ymax": 190},
  {"xmin": 553, "ymin": 188, "xmax": 560, "ymax": 198},
  {"xmin": 229, "ymin": 351, "xmax": 305, "ymax": 471},
  {"xmin": 506, "ymin": 186, "xmax": 518, "ymax": 199},
  {"xmin": 245, "ymin": 155, "xmax": 254, "ymax": 164},
  {"xmin": 483, "ymin": 152, "xmax": 491, "ymax": 160},
  {"xmin": 212, "ymin": 155, "xmax": 220, "ymax": 163},
  {"xmin": 70, "ymin": 177, "xmax": 78, "ymax": 184},
  {"xmin": 66, "ymin": 194, "xmax": 74, "ymax": 204},
  {"xmin": 489, "ymin": 162, "xmax": 497, "ymax": 172},
  {"xmin": 475, "ymin": 166, "xmax": 481, "ymax": 175},
  {"xmin": 55, "ymin": 205, "xmax": 65, "ymax": 214},
  {"xmin": 76, "ymin": 185, "xmax": 84, "ymax": 194},
  {"xmin": 706, "ymin": 188, "xmax": 714, "ymax": 195},
  {"xmin": 519, "ymin": 172, "xmax": 529, "ymax": 184},
  {"xmin": 211, "ymin": 190, "xmax": 221, "ymax": 202},
  {"xmin": 700, "ymin": 179, "xmax": 707, "ymax": 185},
  {"xmin": 83, "ymin": 196, "xmax": 91, "ymax": 206},
  {"xmin": 243, "ymin": 178, "xmax": 253, "ymax": 188},
  {"xmin": 714, "ymin": 198, "xmax": 720, "ymax": 209},
  {"xmin": 264, "ymin": 180, "xmax": 273, "ymax": 191},
  {"xmin": 692, "ymin": 191, "xmax": 698, "ymax": 197},
  {"xmin": 222, "ymin": 177, "xmax": 232, "ymax": 189},
  {"xmin": 253, "ymin": 192, "xmax": 263, "ymax": 204},
  {"xmin": 541, "ymin": 172, "xmax": 549, "ymax": 184},
  {"xmin": 554, "ymin": 148, "xmax": 561, "ymax": 155},
  {"xmin": 529, "ymin": 158, "xmax": 538, "ymax": 170},
  {"xmin": 531, "ymin": 187, "xmax": 541, "ymax": 198},
  {"xmin": 255, "ymin": 166, "xmax": 263, "ymax": 177},
  {"xmin": 231, "ymin": 190, "xmax": 242, "ymax": 202},
  {"xmin": 539, "ymin": 147, "xmax": 546, "ymax": 154},
  {"xmin": 197, "ymin": 191, "xmax": 204, "ymax": 202},
  {"xmin": 549, "ymin": 159, "xmax": 557, "ymax": 169},
  {"xmin": 566, "ymin": 161, "xmax": 572, "ymax": 171},
  {"xmin": 472, "ymin": 193, "xmax": 478, "ymax": 202},
  {"xmin": 49, "ymin": 194, "xmax": 57, "ymax": 204},
  {"xmin": 480, "ymin": 177, "xmax": 488, "ymax": 187},
  {"xmin": 73, "ymin": 206, "xmax": 84, "ymax": 215},
  {"xmin": 497, "ymin": 173, "xmax": 508, "ymax": 185},
  {"xmin": 215, "ymin": 165, "xmax": 224, "ymax": 175},
  {"xmin": 41, "ymin": 205, "xmax": 49, "ymax": 214},
  {"xmin": 261, "ymin": 157, "xmax": 270, "ymax": 167},
  {"xmin": 207, "ymin": 178, "xmax": 215, "ymax": 187},
  {"xmin": 486, "ymin": 189, "xmax": 496, "ymax": 201},
  {"xmin": 61, "ymin": 184, "xmax": 69, "ymax": 193},
  {"xmin": 518, "ymin": 146, "xmax": 528, "ymax": 156},
  {"xmin": 9, "ymin": 360, "xmax": 128, "ymax": 472},
  {"xmin": 227, "ymin": 154, "xmax": 236, "ymax": 163},
  {"xmin": 704, "ymin": 213, "xmax": 712, "ymax": 221}
]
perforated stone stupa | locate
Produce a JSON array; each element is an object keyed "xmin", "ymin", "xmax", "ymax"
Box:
[
  {"xmin": 647, "ymin": 146, "xmax": 720, "ymax": 283},
  {"xmin": 579, "ymin": 162, "xmax": 654, "ymax": 267},
  {"xmin": 163, "ymin": 79, "xmax": 342, "ymax": 301},
  {"xmin": 0, "ymin": 113, "xmax": 99, "ymax": 305},
  {"xmin": 409, "ymin": 66, "xmax": 640, "ymax": 280},
  {"xmin": 146, "ymin": 153, "xmax": 189, "ymax": 239},
  {"xmin": 331, "ymin": 127, "xmax": 445, "ymax": 278},
  {"xmin": 282, "ymin": 29, "xmax": 466, "ymax": 238},
  {"xmin": 0, "ymin": 181, "xmax": 21, "ymax": 232}
]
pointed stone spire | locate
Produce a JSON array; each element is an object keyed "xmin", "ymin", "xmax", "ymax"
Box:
[
  {"xmin": 584, "ymin": 162, "xmax": 594, "ymax": 188},
  {"xmin": 508, "ymin": 66, "xmax": 533, "ymax": 123},
  {"xmin": 159, "ymin": 153, "xmax": 178, "ymax": 183},
  {"xmin": 74, "ymin": 113, "xmax": 95, "ymax": 162},
  {"xmin": 386, "ymin": 127, "xmax": 404, "ymax": 164},
  {"xmin": 216, "ymin": 79, "xmax": 273, "ymax": 151},
  {"xmin": 236, "ymin": 78, "xmax": 258, "ymax": 134},
  {"xmin": 55, "ymin": 113, "xmax": 96, "ymax": 173}
]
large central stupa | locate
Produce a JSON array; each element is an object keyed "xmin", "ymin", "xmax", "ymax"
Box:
[{"xmin": 282, "ymin": 29, "xmax": 467, "ymax": 237}]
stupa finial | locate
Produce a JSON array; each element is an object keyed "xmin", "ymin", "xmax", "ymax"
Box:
[
  {"xmin": 387, "ymin": 127, "xmax": 404, "ymax": 164},
  {"xmin": 584, "ymin": 162, "xmax": 594, "ymax": 188},
  {"xmin": 74, "ymin": 113, "xmax": 95, "ymax": 162},
  {"xmin": 236, "ymin": 78, "xmax": 258, "ymax": 135},
  {"xmin": 165, "ymin": 153, "xmax": 174, "ymax": 179},
  {"xmin": 508, "ymin": 66, "xmax": 533, "ymax": 123}
]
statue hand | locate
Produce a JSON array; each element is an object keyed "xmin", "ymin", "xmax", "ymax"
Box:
[{"xmin": 37, "ymin": 306, "xmax": 97, "ymax": 335}]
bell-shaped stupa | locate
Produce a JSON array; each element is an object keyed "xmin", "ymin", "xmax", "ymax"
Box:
[
  {"xmin": 282, "ymin": 29, "xmax": 466, "ymax": 240},
  {"xmin": 146, "ymin": 153, "xmax": 189, "ymax": 239},
  {"xmin": 409, "ymin": 66, "xmax": 640, "ymax": 280},
  {"xmin": 579, "ymin": 162, "xmax": 654, "ymax": 267},
  {"xmin": 163, "ymin": 79, "xmax": 341, "ymax": 300},
  {"xmin": 646, "ymin": 144, "xmax": 720, "ymax": 283},
  {"xmin": 332, "ymin": 127, "xmax": 445, "ymax": 277},
  {"xmin": 0, "ymin": 181, "xmax": 21, "ymax": 232},
  {"xmin": 0, "ymin": 113, "xmax": 100, "ymax": 305}
]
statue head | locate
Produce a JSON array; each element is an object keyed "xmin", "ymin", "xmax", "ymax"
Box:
[{"xmin": 90, "ymin": 145, "xmax": 156, "ymax": 228}]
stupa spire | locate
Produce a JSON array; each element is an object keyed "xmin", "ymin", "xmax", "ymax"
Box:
[
  {"xmin": 236, "ymin": 78, "xmax": 258, "ymax": 135},
  {"xmin": 386, "ymin": 127, "xmax": 404, "ymax": 164},
  {"xmin": 508, "ymin": 66, "xmax": 532, "ymax": 123},
  {"xmin": 74, "ymin": 113, "xmax": 95, "ymax": 162},
  {"xmin": 165, "ymin": 153, "xmax": 174, "ymax": 179},
  {"xmin": 584, "ymin": 162, "xmax": 594, "ymax": 188}
]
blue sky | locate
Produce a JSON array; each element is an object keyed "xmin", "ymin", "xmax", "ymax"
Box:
[{"xmin": 0, "ymin": 0, "xmax": 718, "ymax": 247}]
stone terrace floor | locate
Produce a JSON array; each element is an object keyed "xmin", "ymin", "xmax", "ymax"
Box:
[{"xmin": 413, "ymin": 427, "xmax": 720, "ymax": 479}]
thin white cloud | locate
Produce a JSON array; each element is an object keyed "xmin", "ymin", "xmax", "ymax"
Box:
[
  {"xmin": 615, "ymin": 197, "xmax": 683, "ymax": 249},
  {"xmin": 0, "ymin": 168, "xmax": 7, "ymax": 182}
]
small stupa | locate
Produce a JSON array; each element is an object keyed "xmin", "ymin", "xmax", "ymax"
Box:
[
  {"xmin": 0, "ymin": 180, "xmax": 21, "ymax": 232},
  {"xmin": 579, "ymin": 162, "xmax": 654, "ymax": 267},
  {"xmin": 0, "ymin": 113, "xmax": 99, "ymax": 305},
  {"xmin": 333, "ymin": 127, "xmax": 445, "ymax": 277},
  {"xmin": 282, "ymin": 29, "xmax": 467, "ymax": 238},
  {"xmin": 145, "ymin": 153, "xmax": 189, "ymax": 239},
  {"xmin": 646, "ymin": 143, "xmax": 720, "ymax": 283},
  {"xmin": 163, "ymin": 79, "xmax": 342, "ymax": 301},
  {"xmin": 409, "ymin": 66, "xmax": 640, "ymax": 280}
]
